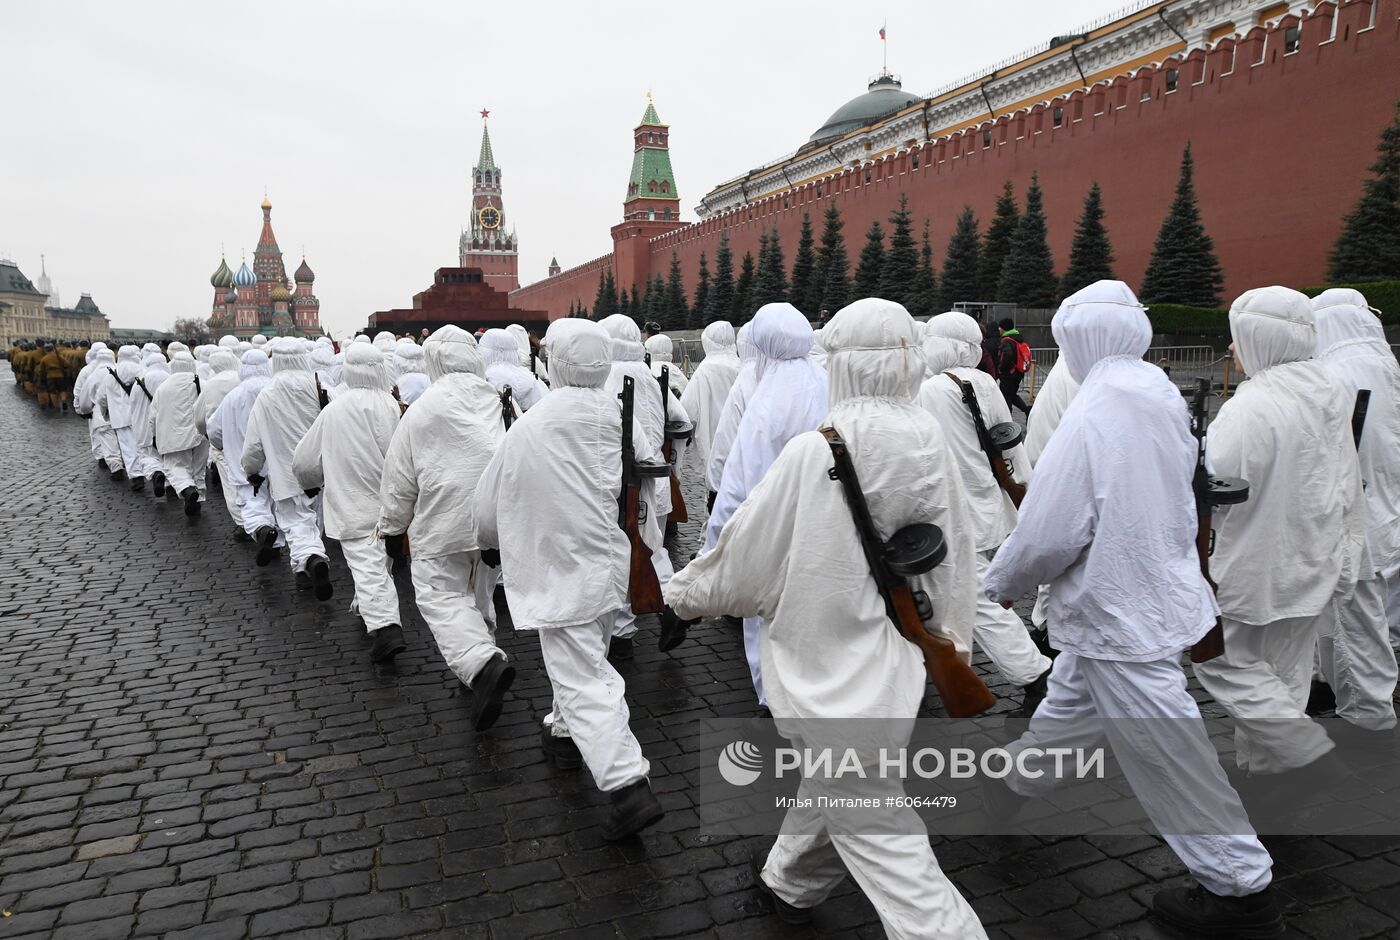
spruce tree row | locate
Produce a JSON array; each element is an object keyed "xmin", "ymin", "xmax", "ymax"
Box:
[{"xmin": 573, "ymin": 141, "xmax": 1242, "ymax": 328}]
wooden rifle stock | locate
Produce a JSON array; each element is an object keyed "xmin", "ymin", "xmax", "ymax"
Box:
[
  {"xmin": 622, "ymin": 483, "xmax": 665, "ymax": 613},
  {"xmin": 619, "ymin": 376, "xmax": 666, "ymax": 614},
  {"xmin": 947, "ymin": 374, "xmax": 1024, "ymax": 507},
  {"xmin": 820, "ymin": 428, "xmax": 996, "ymax": 719},
  {"xmin": 888, "ymin": 581, "xmax": 998, "ymax": 719}
]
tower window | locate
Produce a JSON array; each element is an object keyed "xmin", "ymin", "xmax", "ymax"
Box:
[
  {"xmin": 663, "ymin": 208, "xmax": 673, "ymax": 220},
  {"xmin": 660, "ymin": 180, "xmax": 669, "ymax": 193},
  {"xmin": 649, "ymin": 180, "xmax": 657, "ymax": 192}
]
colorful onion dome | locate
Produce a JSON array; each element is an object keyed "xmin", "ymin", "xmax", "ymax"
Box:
[
  {"xmin": 210, "ymin": 257, "xmax": 233, "ymax": 288},
  {"xmin": 224, "ymin": 288, "xmax": 238, "ymax": 304},
  {"xmin": 270, "ymin": 283, "xmax": 291, "ymax": 302},
  {"xmin": 233, "ymin": 261, "xmax": 256, "ymax": 287},
  {"xmin": 294, "ymin": 258, "xmax": 315, "ymax": 282}
]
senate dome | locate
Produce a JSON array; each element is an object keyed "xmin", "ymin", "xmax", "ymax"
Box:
[{"xmin": 808, "ymin": 73, "xmax": 921, "ymax": 144}]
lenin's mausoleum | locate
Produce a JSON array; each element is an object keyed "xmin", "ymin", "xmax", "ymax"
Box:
[{"xmin": 510, "ymin": 0, "xmax": 1400, "ymax": 319}]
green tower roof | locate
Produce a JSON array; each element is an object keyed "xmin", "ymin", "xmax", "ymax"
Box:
[
  {"xmin": 625, "ymin": 97, "xmax": 678, "ymax": 204},
  {"xmin": 477, "ymin": 123, "xmax": 496, "ymax": 172}
]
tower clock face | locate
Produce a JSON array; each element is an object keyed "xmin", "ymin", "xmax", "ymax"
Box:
[{"xmin": 478, "ymin": 206, "xmax": 501, "ymax": 230}]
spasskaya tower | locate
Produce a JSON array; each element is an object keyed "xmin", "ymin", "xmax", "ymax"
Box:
[{"xmin": 458, "ymin": 109, "xmax": 519, "ymax": 291}]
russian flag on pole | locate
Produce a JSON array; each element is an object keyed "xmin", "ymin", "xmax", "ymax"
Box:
[{"xmin": 879, "ymin": 23, "xmax": 886, "ymax": 39}]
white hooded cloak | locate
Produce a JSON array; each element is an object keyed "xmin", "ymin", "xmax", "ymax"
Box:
[
  {"xmin": 148, "ymin": 352, "xmax": 205, "ymax": 454},
  {"xmin": 706, "ymin": 323, "xmax": 759, "ymax": 491},
  {"xmin": 1207, "ymin": 286, "xmax": 1368, "ymax": 624},
  {"xmin": 480, "ymin": 329, "xmax": 547, "ymax": 411},
  {"xmin": 668, "ymin": 297, "xmax": 977, "ymax": 724},
  {"xmin": 1314, "ymin": 289, "xmax": 1400, "ymax": 578},
  {"xmin": 475, "ymin": 319, "xmax": 630, "ymax": 630},
  {"xmin": 678, "ymin": 320, "xmax": 742, "ymax": 474},
  {"xmin": 984, "ymin": 281, "xmax": 1218, "ymax": 661},
  {"xmin": 292, "ymin": 344, "xmax": 401, "ymax": 541},
  {"xmin": 208, "ymin": 350, "xmax": 272, "ymax": 487},
  {"xmin": 917, "ymin": 311, "xmax": 1029, "ymax": 552},
  {"xmin": 241, "ymin": 339, "xmax": 323, "ymax": 501},
  {"xmin": 379, "ymin": 326, "xmax": 504, "ymax": 558},
  {"xmin": 703, "ymin": 304, "xmax": 827, "ymax": 551}
]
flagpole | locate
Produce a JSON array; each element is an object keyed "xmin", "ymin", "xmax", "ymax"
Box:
[{"xmin": 882, "ymin": 20, "xmax": 888, "ymax": 73}]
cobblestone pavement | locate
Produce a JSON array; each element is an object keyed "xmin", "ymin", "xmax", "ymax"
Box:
[{"xmin": 3, "ymin": 366, "xmax": 1400, "ymax": 940}]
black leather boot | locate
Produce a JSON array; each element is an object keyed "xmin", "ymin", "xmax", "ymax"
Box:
[
  {"xmin": 1152, "ymin": 884, "xmax": 1283, "ymax": 938},
  {"xmin": 151, "ymin": 471, "xmax": 166, "ymax": 496},
  {"xmin": 540, "ymin": 725, "xmax": 582, "ymax": 770},
  {"xmin": 253, "ymin": 526, "xmax": 279, "ymax": 566},
  {"xmin": 182, "ymin": 487, "xmax": 200, "ymax": 516},
  {"xmin": 307, "ymin": 554, "xmax": 333, "ymax": 601},
  {"xmin": 601, "ymin": 778, "xmax": 664, "ymax": 841},
  {"xmin": 369, "ymin": 623, "xmax": 406, "ymax": 663},
  {"xmin": 470, "ymin": 656, "xmax": 516, "ymax": 732}
]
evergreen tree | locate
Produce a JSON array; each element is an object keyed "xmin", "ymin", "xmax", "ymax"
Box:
[
  {"xmin": 616, "ymin": 281, "xmax": 630, "ymax": 318},
  {"xmin": 939, "ymin": 206, "xmax": 981, "ymax": 311},
  {"xmin": 692, "ymin": 252, "xmax": 711, "ymax": 329},
  {"xmin": 1059, "ymin": 182, "xmax": 1116, "ymax": 299},
  {"xmin": 854, "ymin": 220, "xmax": 886, "ymax": 299},
  {"xmin": 595, "ymin": 269, "xmax": 618, "ymax": 320},
  {"xmin": 997, "ymin": 173, "xmax": 1058, "ymax": 308},
  {"xmin": 790, "ymin": 213, "xmax": 818, "ymax": 314},
  {"xmin": 734, "ymin": 250, "xmax": 756, "ymax": 323},
  {"xmin": 706, "ymin": 235, "xmax": 736, "ymax": 325},
  {"xmin": 909, "ymin": 220, "xmax": 938, "ymax": 316},
  {"xmin": 978, "ymin": 181, "xmax": 1019, "ymax": 300},
  {"xmin": 1140, "ymin": 144, "xmax": 1225, "ymax": 307},
  {"xmin": 879, "ymin": 194, "xmax": 920, "ymax": 306},
  {"xmin": 642, "ymin": 274, "xmax": 660, "ymax": 326},
  {"xmin": 755, "ymin": 229, "xmax": 789, "ymax": 306},
  {"xmin": 816, "ymin": 204, "xmax": 851, "ymax": 316},
  {"xmin": 630, "ymin": 283, "xmax": 641, "ymax": 317},
  {"xmin": 1328, "ymin": 102, "xmax": 1400, "ymax": 283},
  {"xmin": 665, "ymin": 252, "xmax": 688, "ymax": 328}
]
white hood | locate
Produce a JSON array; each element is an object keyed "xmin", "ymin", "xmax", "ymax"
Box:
[{"xmin": 1229, "ymin": 286, "xmax": 1316, "ymax": 377}]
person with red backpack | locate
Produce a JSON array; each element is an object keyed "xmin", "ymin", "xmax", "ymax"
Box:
[{"xmin": 997, "ymin": 317, "xmax": 1033, "ymax": 417}]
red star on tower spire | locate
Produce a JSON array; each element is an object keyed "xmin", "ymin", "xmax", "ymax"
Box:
[{"xmin": 480, "ymin": 108, "xmax": 490, "ymax": 120}]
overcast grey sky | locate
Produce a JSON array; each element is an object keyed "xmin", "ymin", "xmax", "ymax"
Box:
[{"xmin": 7, "ymin": 0, "xmax": 1124, "ymax": 337}]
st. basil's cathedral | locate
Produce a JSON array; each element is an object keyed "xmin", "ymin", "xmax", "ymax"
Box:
[{"xmin": 207, "ymin": 197, "xmax": 322, "ymax": 339}]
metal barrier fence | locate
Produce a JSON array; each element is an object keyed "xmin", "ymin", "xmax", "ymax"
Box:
[{"xmin": 1025, "ymin": 346, "xmax": 1231, "ymax": 399}]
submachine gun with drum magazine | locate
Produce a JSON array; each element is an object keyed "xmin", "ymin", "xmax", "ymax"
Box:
[
  {"xmin": 946, "ymin": 374, "xmax": 1025, "ymax": 507},
  {"xmin": 1187, "ymin": 378, "xmax": 1250, "ymax": 663},
  {"xmin": 821, "ymin": 427, "xmax": 997, "ymax": 719}
]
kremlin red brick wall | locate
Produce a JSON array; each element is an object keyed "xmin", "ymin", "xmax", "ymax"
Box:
[{"xmin": 513, "ymin": 0, "xmax": 1400, "ymax": 320}]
